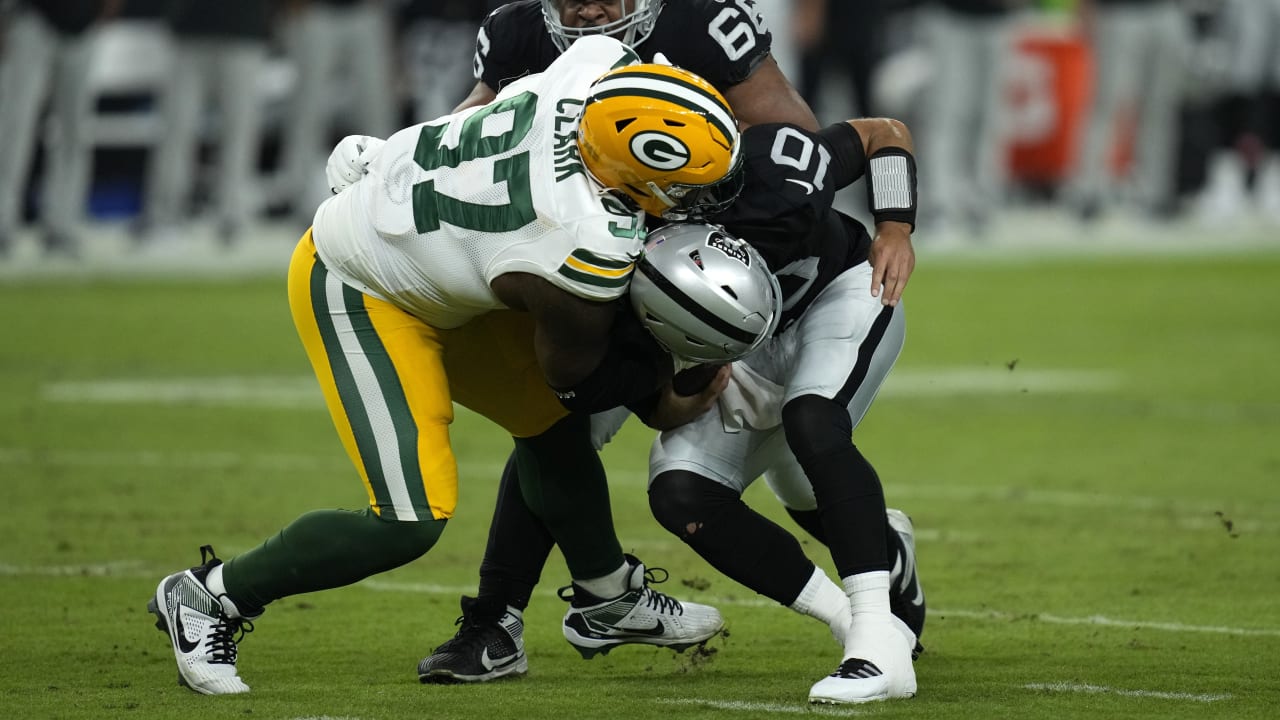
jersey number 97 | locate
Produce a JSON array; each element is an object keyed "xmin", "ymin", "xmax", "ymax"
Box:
[{"xmin": 412, "ymin": 92, "xmax": 539, "ymax": 234}]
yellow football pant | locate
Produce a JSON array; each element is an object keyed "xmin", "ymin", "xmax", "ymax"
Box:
[{"xmin": 287, "ymin": 230, "xmax": 568, "ymax": 521}]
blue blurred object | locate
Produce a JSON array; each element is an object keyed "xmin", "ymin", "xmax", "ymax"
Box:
[{"xmin": 88, "ymin": 179, "xmax": 143, "ymax": 219}]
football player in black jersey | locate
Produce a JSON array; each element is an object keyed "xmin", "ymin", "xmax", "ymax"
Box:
[
  {"xmin": 456, "ymin": 0, "xmax": 817, "ymax": 130},
  {"xmin": 636, "ymin": 117, "xmax": 924, "ymax": 703}
]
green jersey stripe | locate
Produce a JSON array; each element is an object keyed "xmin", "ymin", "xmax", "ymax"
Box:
[
  {"xmin": 339, "ymin": 284, "xmax": 432, "ymax": 519},
  {"xmin": 309, "ymin": 257, "xmax": 392, "ymax": 514},
  {"xmin": 557, "ymin": 264, "xmax": 631, "ymax": 289},
  {"xmin": 570, "ymin": 248, "xmax": 635, "ymax": 270}
]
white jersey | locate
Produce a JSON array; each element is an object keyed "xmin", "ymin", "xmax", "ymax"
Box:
[{"xmin": 312, "ymin": 36, "xmax": 646, "ymax": 329}]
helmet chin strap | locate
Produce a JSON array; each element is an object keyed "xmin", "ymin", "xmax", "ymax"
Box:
[{"xmin": 645, "ymin": 180, "xmax": 677, "ymax": 211}]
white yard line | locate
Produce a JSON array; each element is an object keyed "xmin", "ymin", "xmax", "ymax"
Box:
[
  {"xmin": 658, "ymin": 698, "xmax": 864, "ymax": 715},
  {"xmin": 359, "ymin": 579, "xmax": 1280, "ymax": 638},
  {"xmin": 42, "ymin": 377, "xmax": 325, "ymax": 408},
  {"xmin": 0, "ymin": 560, "xmax": 149, "ymax": 577},
  {"xmin": 1024, "ymin": 682, "xmax": 1231, "ymax": 703},
  {"xmin": 2, "ymin": 560, "xmax": 1275, "ymax": 641},
  {"xmin": 939, "ymin": 608, "xmax": 1280, "ymax": 638}
]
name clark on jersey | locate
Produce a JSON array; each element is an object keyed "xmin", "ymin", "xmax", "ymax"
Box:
[{"xmin": 553, "ymin": 98, "xmax": 586, "ymax": 182}]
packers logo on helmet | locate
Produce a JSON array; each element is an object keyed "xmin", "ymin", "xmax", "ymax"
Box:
[
  {"xmin": 577, "ymin": 63, "xmax": 743, "ymax": 219},
  {"xmin": 631, "ymin": 131, "xmax": 690, "ymax": 170}
]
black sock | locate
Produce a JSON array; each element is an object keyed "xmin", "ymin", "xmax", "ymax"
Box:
[
  {"xmin": 477, "ymin": 451, "xmax": 555, "ymax": 611},
  {"xmin": 783, "ymin": 395, "xmax": 888, "ymax": 578},
  {"xmin": 514, "ymin": 413, "xmax": 623, "ymax": 580}
]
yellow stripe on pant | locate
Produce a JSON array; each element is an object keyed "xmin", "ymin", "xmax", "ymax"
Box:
[{"xmin": 287, "ymin": 230, "xmax": 569, "ymax": 521}]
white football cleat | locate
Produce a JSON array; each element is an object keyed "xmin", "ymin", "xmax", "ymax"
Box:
[
  {"xmin": 147, "ymin": 546, "xmax": 252, "ymax": 695},
  {"xmin": 560, "ymin": 555, "xmax": 724, "ymax": 659},
  {"xmin": 809, "ymin": 615, "xmax": 917, "ymax": 704}
]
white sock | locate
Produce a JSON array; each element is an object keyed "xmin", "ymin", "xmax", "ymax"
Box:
[
  {"xmin": 575, "ymin": 561, "xmax": 631, "ymax": 599},
  {"xmin": 203, "ymin": 563, "xmax": 244, "ymax": 619},
  {"xmin": 840, "ymin": 570, "xmax": 895, "ymax": 662},
  {"xmin": 789, "ymin": 565, "xmax": 852, "ymax": 645},
  {"xmin": 842, "ymin": 570, "xmax": 892, "ymax": 616}
]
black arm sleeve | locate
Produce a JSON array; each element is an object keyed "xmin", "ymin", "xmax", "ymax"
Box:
[{"xmin": 818, "ymin": 121, "xmax": 867, "ymax": 191}]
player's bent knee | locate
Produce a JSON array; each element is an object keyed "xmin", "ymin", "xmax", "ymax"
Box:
[
  {"xmin": 365, "ymin": 508, "xmax": 448, "ymax": 562},
  {"xmin": 649, "ymin": 470, "xmax": 740, "ymax": 539},
  {"xmin": 782, "ymin": 394, "xmax": 853, "ymax": 461}
]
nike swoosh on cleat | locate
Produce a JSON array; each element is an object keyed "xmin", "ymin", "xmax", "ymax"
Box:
[
  {"xmin": 480, "ymin": 647, "xmax": 520, "ymax": 672},
  {"xmin": 173, "ymin": 610, "xmax": 200, "ymax": 654},
  {"xmin": 892, "ymin": 548, "xmax": 924, "ymax": 607},
  {"xmin": 625, "ymin": 620, "xmax": 668, "ymax": 637}
]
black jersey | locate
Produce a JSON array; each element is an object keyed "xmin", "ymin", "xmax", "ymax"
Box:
[
  {"xmin": 710, "ymin": 123, "xmax": 872, "ymax": 332},
  {"xmin": 476, "ymin": 0, "xmax": 772, "ymax": 93}
]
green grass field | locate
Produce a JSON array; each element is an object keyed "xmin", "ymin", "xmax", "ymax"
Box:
[{"xmin": 3, "ymin": 248, "xmax": 1279, "ymax": 719}]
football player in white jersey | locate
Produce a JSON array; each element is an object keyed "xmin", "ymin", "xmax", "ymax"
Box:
[
  {"xmin": 145, "ymin": 36, "xmax": 759, "ymax": 695},
  {"xmin": 409, "ymin": 0, "xmax": 915, "ymax": 687}
]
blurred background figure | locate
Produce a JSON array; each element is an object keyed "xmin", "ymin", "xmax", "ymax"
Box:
[
  {"xmin": 0, "ymin": 0, "xmax": 119, "ymax": 257},
  {"xmin": 273, "ymin": 0, "xmax": 396, "ymax": 223},
  {"xmin": 136, "ymin": 0, "xmax": 272, "ymax": 245},
  {"xmin": 918, "ymin": 0, "xmax": 1024, "ymax": 241},
  {"xmin": 1194, "ymin": 0, "xmax": 1280, "ymax": 224},
  {"xmin": 2, "ymin": 0, "xmax": 1274, "ymax": 270},
  {"xmin": 398, "ymin": 0, "xmax": 490, "ymax": 122},
  {"xmin": 753, "ymin": 0, "xmax": 797, "ymax": 79},
  {"xmin": 1065, "ymin": 0, "xmax": 1190, "ymax": 221},
  {"xmin": 794, "ymin": 0, "xmax": 895, "ymax": 119}
]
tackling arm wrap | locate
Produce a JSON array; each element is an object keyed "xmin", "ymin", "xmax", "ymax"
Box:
[
  {"xmin": 552, "ymin": 310, "xmax": 673, "ymax": 415},
  {"xmin": 553, "ymin": 345, "xmax": 670, "ymax": 415}
]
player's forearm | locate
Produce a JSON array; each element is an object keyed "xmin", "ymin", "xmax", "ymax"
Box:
[
  {"xmin": 452, "ymin": 81, "xmax": 498, "ymax": 114},
  {"xmin": 850, "ymin": 118, "xmax": 913, "ymax": 158},
  {"xmin": 820, "ymin": 118, "xmax": 918, "ymax": 230}
]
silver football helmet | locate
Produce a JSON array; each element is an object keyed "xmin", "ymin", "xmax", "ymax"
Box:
[
  {"xmin": 630, "ymin": 223, "xmax": 781, "ymax": 363},
  {"xmin": 541, "ymin": 0, "xmax": 662, "ymax": 53}
]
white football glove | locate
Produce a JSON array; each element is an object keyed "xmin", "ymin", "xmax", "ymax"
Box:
[
  {"xmin": 652, "ymin": 52, "xmax": 673, "ymax": 66},
  {"xmin": 325, "ymin": 135, "xmax": 386, "ymax": 194}
]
